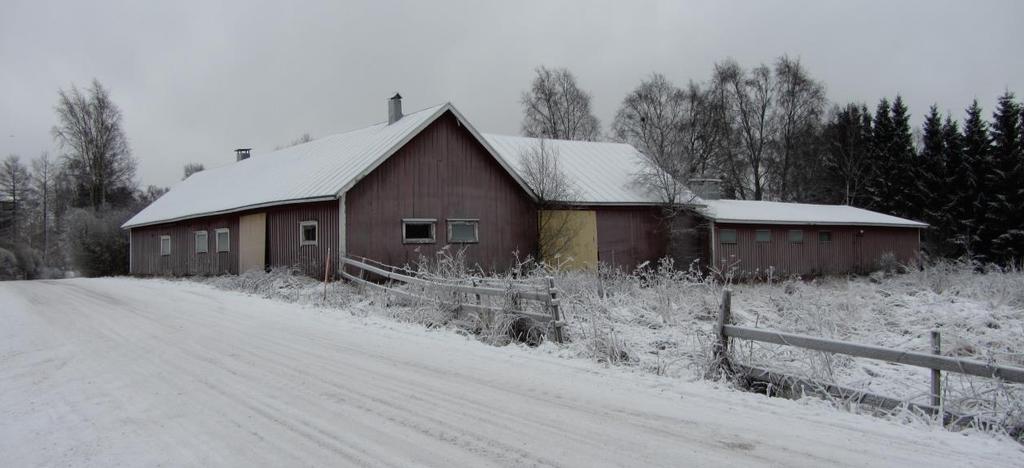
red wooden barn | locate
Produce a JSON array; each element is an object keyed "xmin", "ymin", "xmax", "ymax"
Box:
[{"xmin": 124, "ymin": 94, "xmax": 926, "ymax": 278}]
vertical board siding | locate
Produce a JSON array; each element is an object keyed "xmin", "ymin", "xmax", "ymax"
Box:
[
  {"xmin": 713, "ymin": 223, "xmax": 921, "ymax": 277},
  {"xmin": 593, "ymin": 206, "xmax": 670, "ymax": 272},
  {"xmin": 129, "ymin": 214, "xmax": 239, "ymax": 276},
  {"xmin": 130, "ymin": 200, "xmax": 340, "ymax": 278},
  {"xmin": 345, "ymin": 111, "xmax": 537, "ymax": 272},
  {"xmin": 266, "ymin": 200, "xmax": 339, "ymax": 277}
]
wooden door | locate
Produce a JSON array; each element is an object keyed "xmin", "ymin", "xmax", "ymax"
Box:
[
  {"xmin": 239, "ymin": 213, "xmax": 266, "ymax": 273},
  {"xmin": 539, "ymin": 210, "xmax": 598, "ymax": 270}
]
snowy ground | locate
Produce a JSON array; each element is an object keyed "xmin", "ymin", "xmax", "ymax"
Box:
[{"xmin": 1, "ymin": 277, "xmax": 1021, "ymax": 467}]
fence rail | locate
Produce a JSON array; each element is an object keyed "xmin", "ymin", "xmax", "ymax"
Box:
[
  {"xmin": 339, "ymin": 256, "xmax": 564, "ymax": 342},
  {"xmin": 711, "ymin": 289, "xmax": 1024, "ymax": 416}
]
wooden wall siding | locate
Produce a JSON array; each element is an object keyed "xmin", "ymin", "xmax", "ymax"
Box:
[
  {"xmin": 345, "ymin": 111, "xmax": 537, "ymax": 272},
  {"xmin": 594, "ymin": 206, "xmax": 669, "ymax": 272},
  {"xmin": 265, "ymin": 200, "xmax": 339, "ymax": 277},
  {"xmin": 130, "ymin": 214, "xmax": 239, "ymax": 276},
  {"xmin": 713, "ymin": 223, "xmax": 921, "ymax": 276}
]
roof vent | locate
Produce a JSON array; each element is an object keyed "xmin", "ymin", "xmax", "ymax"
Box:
[
  {"xmin": 388, "ymin": 93, "xmax": 403, "ymax": 125},
  {"xmin": 235, "ymin": 148, "xmax": 251, "ymax": 161},
  {"xmin": 688, "ymin": 178, "xmax": 722, "ymax": 200}
]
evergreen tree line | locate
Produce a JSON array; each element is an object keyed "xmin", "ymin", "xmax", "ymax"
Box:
[
  {"xmin": 520, "ymin": 62, "xmax": 1024, "ymax": 266},
  {"xmin": 0, "ymin": 80, "xmax": 167, "ymax": 279}
]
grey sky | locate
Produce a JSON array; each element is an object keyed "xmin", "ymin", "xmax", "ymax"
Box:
[{"xmin": 2, "ymin": 0, "xmax": 1022, "ymax": 188}]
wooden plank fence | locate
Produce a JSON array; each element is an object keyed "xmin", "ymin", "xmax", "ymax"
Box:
[
  {"xmin": 339, "ymin": 256, "xmax": 565, "ymax": 342},
  {"xmin": 712, "ymin": 289, "xmax": 1024, "ymax": 424}
]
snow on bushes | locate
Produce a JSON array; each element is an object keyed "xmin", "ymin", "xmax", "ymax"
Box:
[{"xmin": 186, "ymin": 256, "xmax": 1024, "ymax": 436}]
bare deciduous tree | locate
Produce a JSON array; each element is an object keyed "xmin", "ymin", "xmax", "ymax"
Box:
[
  {"xmin": 521, "ymin": 67, "xmax": 601, "ymax": 141},
  {"xmin": 612, "ymin": 73, "xmax": 724, "ymax": 204},
  {"xmin": 183, "ymin": 163, "xmax": 205, "ymax": 180},
  {"xmin": 517, "ymin": 140, "xmax": 581, "ymax": 263},
  {"xmin": 712, "ymin": 59, "xmax": 777, "ymax": 200},
  {"xmin": 52, "ymin": 80, "xmax": 136, "ymax": 210},
  {"xmin": 29, "ymin": 152, "xmax": 55, "ymax": 263},
  {"xmin": 771, "ymin": 56, "xmax": 827, "ymax": 201}
]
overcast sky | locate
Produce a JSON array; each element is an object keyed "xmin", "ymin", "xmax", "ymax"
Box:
[{"xmin": 2, "ymin": 0, "xmax": 1022, "ymax": 188}]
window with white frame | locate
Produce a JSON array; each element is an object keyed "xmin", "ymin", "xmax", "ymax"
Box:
[
  {"xmin": 299, "ymin": 220, "xmax": 318, "ymax": 246},
  {"xmin": 447, "ymin": 219, "xmax": 478, "ymax": 243},
  {"xmin": 215, "ymin": 228, "xmax": 230, "ymax": 252},
  {"xmin": 194, "ymin": 230, "xmax": 208, "ymax": 254},
  {"xmin": 402, "ymin": 219, "xmax": 436, "ymax": 244},
  {"xmin": 160, "ymin": 235, "xmax": 171, "ymax": 256}
]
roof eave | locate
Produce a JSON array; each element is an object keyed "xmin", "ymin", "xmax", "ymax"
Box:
[{"xmin": 122, "ymin": 195, "xmax": 338, "ymax": 229}]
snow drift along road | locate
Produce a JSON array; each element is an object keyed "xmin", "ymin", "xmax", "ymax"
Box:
[{"xmin": 0, "ymin": 278, "xmax": 1019, "ymax": 467}]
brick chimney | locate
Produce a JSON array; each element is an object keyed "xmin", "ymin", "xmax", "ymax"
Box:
[{"xmin": 388, "ymin": 93, "xmax": 403, "ymax": 125}]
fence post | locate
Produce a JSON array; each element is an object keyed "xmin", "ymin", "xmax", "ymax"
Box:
[
  {"xmin": 931, "ymin": 330, "xmax": 942, "ymax": 408},
  {"xmin": 710, "ymin": 289, "xmax": 733, "ymax": 376},
  {"xmin": 323, "ymin": 248, "xmax": 332, "ymax": 302},
  {"xmin": 547, "ymin": 276, "xmax": 563, "ymax": 344}
]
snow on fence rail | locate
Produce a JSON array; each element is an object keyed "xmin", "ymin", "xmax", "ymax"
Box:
[
  {"xmin": 711, "ymin": 289, "xmax": 1024, "ymax": 425},
  {"xmin": 339, "ymin": 256, "xmax": 565, "ymax": 342}
]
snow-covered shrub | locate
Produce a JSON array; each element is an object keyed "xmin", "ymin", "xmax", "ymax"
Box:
[{"xmin": 0, "ymin": 247, "xmax": 17, "ymax": 280}]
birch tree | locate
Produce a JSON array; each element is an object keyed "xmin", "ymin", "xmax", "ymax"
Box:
[
  {"xmin": 521, "ymin": 66, "xmax": 601, "ymax": 141},
  {"xmin": 52, "ymin": 80, "xmax": 136, "ymax": 210}
]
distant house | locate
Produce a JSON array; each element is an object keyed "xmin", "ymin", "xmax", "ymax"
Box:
[{"xmin": 124, "ymin": 94, "xmax": 925, "ymax": 278}]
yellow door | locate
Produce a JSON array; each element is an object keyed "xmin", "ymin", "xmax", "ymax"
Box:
[
  {"xmin": 239, "ymin": 213, "xmax": 266, "ymax": 273},
  {"xmin": 539, "ymin": 210, "xmax": 598, "ymax": 270}
]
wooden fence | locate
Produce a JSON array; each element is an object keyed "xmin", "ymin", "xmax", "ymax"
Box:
[
  {"xmin": 711, "ymin": 289, "xmax": 1024, "ymax": 422},
  {"xmin": 338, "ymin": 256, "xmax": 565, "ymax": 342}
]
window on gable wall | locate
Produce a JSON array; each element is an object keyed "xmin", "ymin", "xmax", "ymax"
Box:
[
  {"xmin": 216, "ymin": 228, "xmax": 230, "ymax": 252},
  {"xmin": 160, "ymin": 235, "xmax": 171, "ymax": 256},
  {"xmin": 447, "ymin": 219, "xmax": 479, "ymax": 243},
  {"xmin": 300, "ymin": 220, "xmax": 318, "ymax": 246},
  {"xmin": 195, "ymin": 231, "xmax": 208, "ymax": 253},
  {"xmin": 402, "ymin": 219, "xmax": 436, "ymax": 244}
]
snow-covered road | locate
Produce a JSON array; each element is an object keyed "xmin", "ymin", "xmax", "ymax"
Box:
[{"xmin": 1, "ymin": 278, "xmax": 1019, "ymax": 467}]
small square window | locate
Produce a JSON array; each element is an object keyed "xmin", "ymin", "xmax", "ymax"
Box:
[
  {"xmin": 788, "ymin": 230, "xmax": 804, "ymax": 243},
  {"xmin": 195, "ymin": 231, "xmax": 208, "ymax": 254},
  {"xmin": 402, "ymin": 219, "xmax": 436, "ymax": 244},
  {"xmin": 447, "ymin": 219, "xmax": 479, "ymax": 243},
  {"xmin": 719, "ymin": 229, "xmax": 737, "ymax": 244},
  {"xmin": 299, "ymin": 220, "xmax": 318, "ymax": 246},
  {"xmin": 215, "ymin": 228, "xmax": 230, "ymax": 252},
  {"xmin": 819, "ymin": 231, "xmax": 832, "ymax": 243},
  {"xmin": 160, "ymin": 235, "xmax": 171, "ymax": 256},
  {"xmin": 755, "ymin": 230, "xmax": 772, "ymax": 243}
]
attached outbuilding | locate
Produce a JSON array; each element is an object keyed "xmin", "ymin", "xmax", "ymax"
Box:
[{"xmin": 698, "ymin": 199, "xmax": 927, "ymax": 277}]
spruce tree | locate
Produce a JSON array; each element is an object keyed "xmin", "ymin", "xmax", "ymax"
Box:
[
  {"xmin": 889, "ymin": 96, "xmax": 918, "ymax": 219},
  {"xmin": 918, "ymin": 105, "xmax": 946, "ymax": 254},
  {"xmin": 866, "ymin": 98, "xmax": 894, "ymax": 213},
  {"xmin": 940, "ymin": 117, "xmax": 971, "ymax": 258},
  {"xmin": 962, "ymin": 100, "xmax": 992, "ymax": 261},
  {"xmin": 986, "ymin": 92, "xmax": 1023, "ymax": 264}
]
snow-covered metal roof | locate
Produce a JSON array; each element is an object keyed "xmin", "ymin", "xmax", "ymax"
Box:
[
  {"xmin": 482, "ymin": 134, "xmax": 675, "ymax": 205},
  {"xmin": 699, "ymin": 199, "xmax": 927, "ymax": 228},
  {"xmin": 123, "ymin": 103, "xmax": 534, "ymax": 228}
]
